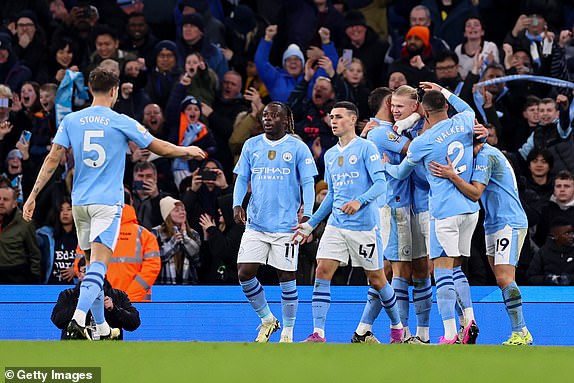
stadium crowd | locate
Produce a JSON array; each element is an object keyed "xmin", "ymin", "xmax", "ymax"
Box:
[{"xmin": 0, "ymin": 0, "xmax": 573, "ymax": 293}]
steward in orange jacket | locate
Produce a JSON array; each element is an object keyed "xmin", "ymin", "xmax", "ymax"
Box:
[{"xmin": 108, "ymin": 204, "xmax": 161, "ymax": 302}]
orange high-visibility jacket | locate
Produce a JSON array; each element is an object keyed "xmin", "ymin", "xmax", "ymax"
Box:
[{"xmin": 107, "ymin": 204, "xmax": 161, "ymax": 302}]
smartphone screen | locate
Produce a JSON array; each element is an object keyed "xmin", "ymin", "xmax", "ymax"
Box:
[
  {"xmin": 20, "ymin": 130, "xmax": 31, "ymax": 143},
  {"xmin": 342, "ymin": 49, "xmax": 353, "ymax": 68}
]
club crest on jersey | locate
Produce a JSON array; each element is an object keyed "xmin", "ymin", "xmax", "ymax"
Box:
[
  {"xmin": 387, "ymin": 131, "xmax": 400, "ymax": 141},
  {"xmin": 338, "ymin": 156, "xmax": 344, "ymax": 166},
  {"xmin": 349, "ymin": 154, "xmax": 358, "ymax": 165},
  {"xmin": 282, "ymin": 152, "xmax": 293, "ymax": 162},
  {"xmin": 268, "ymin": 150, "xmax": 276, "ymax": 160}
]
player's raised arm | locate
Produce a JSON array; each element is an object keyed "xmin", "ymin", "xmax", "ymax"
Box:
[
  {"xmin": 419, "ymin": 81, "xmax": 474, "ymax": 115},
  {"xmin": 146, "ymin": 137, "xmax": 206, "ymax": 159},
  {"xmin": 23, "ymin": 144, "xmax": 67, "ymax": 221}
]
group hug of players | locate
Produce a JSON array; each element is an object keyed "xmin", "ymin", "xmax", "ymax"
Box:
[{"xmin": 232, "ymin": 81, "xmax": 531, "ymax": 346}]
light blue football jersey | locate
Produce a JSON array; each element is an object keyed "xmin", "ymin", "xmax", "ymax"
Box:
[
  {"xmin": 409, "ymin": 120, "xmax": 430, "ymax": 214},
  {"xmin": 53, "ymin": 105, "xmax": 153, "ymax": 206},
  {"xmin": 234, "ymin": 134, "xmax": 318, "ymax": 233},
  {"xmin": 471, "ymin": 144, "xmax": 528, "ymax": 233},
  {"xmin": 323, "ymin": 137, "xmax": 385, "ymax": 231},
  {"xmin": 406, "ymin": 107, "xmax": 479, "ymax": 219},
  {"xmin": 366, "ymin": 119, "xmax": 411, "ymax": 209}
]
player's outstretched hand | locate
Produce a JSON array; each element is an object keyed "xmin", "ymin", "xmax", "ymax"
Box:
[
  {"xmin": 291, "ymin": 222, "xmax": 313, "ymax": 244},
  {"xmin": 428, "ymin": 157, "xmax": 456, "ymax": 180},
  {"xmin": 185, "ymin": 146, "xmax": 206, "ymax": 160},
  {"xmin": 340, "ymin": 200, "xmax": 361, "ymax": 215},
  {"xmin": 381, "ymin": 152, "xmax": 391, "ymax": 164},
  {"xmin": 419, "ymin": 82, "xmax": 442, "ymax": 92},
  {"xmin": 233, "ymin": 206, "xmax": 246, "ymax": 225},
  {"xmin": 22, "ymin": 198, "xmax": 35, "ymax": 222}
]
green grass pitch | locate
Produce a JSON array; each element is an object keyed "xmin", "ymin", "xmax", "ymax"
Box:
[{"xmin": 1, "ymin": 341, "xmax": 572, "ymax": 382}]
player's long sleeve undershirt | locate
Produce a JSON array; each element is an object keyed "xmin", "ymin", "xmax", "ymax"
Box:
[
  {"xmin": 357, "ymin": 177, "xmax": 386, "ymax": 206},
  {"xmin": 383, "ymin": 160, "xmax": 417, "ymax": 180},
  {"xmin": 301, "ymin": 176, "xmax": 315, "ymax": 217},
  {"xmin": 233, "ymin": 175, "xmax": 249, "ymax": 207},
  {"xmin": 308, "ymin": 190, "xmax": 333, "ymax": 229}
]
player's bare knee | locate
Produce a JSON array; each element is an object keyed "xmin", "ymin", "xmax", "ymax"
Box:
[
  {"xmin": 237, "ymin": 263, "xmax": 258, "ymax": 281},
  {"xmin": 412, "ymin": 257, "xmax": 429, "ymax": 279},
  {"xmin": 277, "ymin": 270, "xmax": 296, "ymax": 283}
]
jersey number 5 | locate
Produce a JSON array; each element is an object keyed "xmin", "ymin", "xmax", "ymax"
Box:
[{"xmin": 83, "ymin": 130, "xmax": 106, "ymax": 168}]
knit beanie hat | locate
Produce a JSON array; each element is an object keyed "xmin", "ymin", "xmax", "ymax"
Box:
[
  {"xmin": 282, "ymin": 44, "xmax": 305, "ymax": 67},
  {"xmin": 181, "ymin": 95, "xmax": 202, "ymax": 114},
  {"xmin": 405, "ymin": 26, "xmax": 430, "ymax": 47},
  {"xmin": 182, "ymin": 13, "xmax": 205, "ymax": 33}
]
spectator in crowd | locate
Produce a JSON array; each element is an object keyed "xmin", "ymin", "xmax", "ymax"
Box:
[
  {"xmin": 145, "ymin": 40, "xmax": 182, "ymax": 110},
  {"xmin": 180, "ymin": 158, "xmax": 231, "ymax": 239},
  {"xmin": 333, "ymin": 57, "xmax": 371, "ymax": 121},
  {"xmin": 142, "ymin": 103, "xmax": 167, "ymax": 140},
  {"xmin": 182, "ymin": 52, "xmax": 218, "ymax": 109},
  {"xmin": 115, "ymin": 59, "xmax": 150, "ymax": 122},
  {"xmin": 165, "ymin": 79, "xmax": 217, "ymax": 186},
  {"xmin": 152, "ymin": 196, "xmax": 202, "ymax": 285},
  {"xmin": 0, "ymin": 186, "xmax": 41, "ymax": 284},
  {"xmin": 455, "ymin": 16, "xmax": 500, "ymax": 79},
  {"xmin": 176, "ymin": 0, "xmax": 226, "ymax": 48},
  {"xmin": 255, "ymin": 24, "xmax": 337, "ymax": 103},
  {"xmin": 131, "ymin": 161, "xmax": 169, "ymax": 230},
  {"xmin": 36, "ymin": 197, "xmax": 77, "ymax": 285},
  {"xmin": 175, "ymin": 13, "xmax": 228, "ymax": 81},
  {"xmin": 119, "ymin": 12, "xmax": 159, "ymax": 66},
  {"xmin": 527, "ymin": 217, "xmax": 574, "ymax": 285},
  {"xmin": 504, "ymin": 14, "xmax": 552, "ymax": 76},
  {"xmin": 434, "ymin": 50, "xmax": 464, "ymax": 94},
  {"xmin": 289, "ymin": 58, "xmax": 338, "ymax": 150},
  {"xmin": 51, "ymin": 256, "xmax": 141, "ymax": 340},
  {"xmin": 27, "ymin": 83, "xmax": 57, "ymax": 172},
  {"xmin": 223, "ymin": 4, "xmax": 267, "ymax": 80},
  {"xmin": 521, "ymin": 148, "xmax": 555, "ymax": 217},
  {"xmin": 104, "ymin": 201, "xmax": 161, "ymax": 302},
  {"xmin": 50, "ymin": 3, "xmax": 99, "ymax": 71},
  {"xmin": 84, "ymin": 26, "xmax": 137, "ymax": 79},
  {"xmin": 388, "ymin": 25, "xmax": 437, "ymax": 87},
  {"xmin": 197, "ymin": 194, "xmax": 242, "ymax": 284},
  {"xmin": 12, "ymin": 10, "xmax": 49, "ymax": 84},
  {"xmin": 518, "ymin": 96, "xmax": 574, "ymax": 174},
  {"xmin": 205, "ymin": 70, "xmax": 250, "ymax": 179},
  {"xmin": 386, "ymin": 5, "xmax": 450, "ymax": 64},
  {"xmin": 534, "ymin": 171, "xmax": 574, "ymax": 247},
  {"xmin": 339, "ymin": 10, "xmax": 388, "ymax": 88},
  {"xmin": 228, "ymin": 88, "xmax": 264, "ymax": 165},
  {"xmin": 0, "ymin": 32, "xmax": 32, "ymax": 95},
  {"xmin": 387, "ymin": 70, "xmax": 407, "ymax": 90},
  {"xmin": 506, "ymin": 95, "xmax": 539, "ymax": 153},
  {"xmin": 47, "ymin": 37, "xmax": 80, "ymax": 84}
]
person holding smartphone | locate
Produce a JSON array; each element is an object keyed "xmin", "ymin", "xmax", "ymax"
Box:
[{"xmin": 180, "ymin": 159, "xmax": 231, "ymax": 243}]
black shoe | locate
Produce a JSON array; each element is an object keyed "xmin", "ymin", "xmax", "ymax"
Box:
[
  {"xmin": 462, "ymin": 320, "xmax": 479, "ymax": 344},
  {"xmin": 351, "ymin": 331, "xmax": 380, "ymax": 344},
  {"xmin": 66, "ymin": 320, "xmax": 92, "ymax": 340}
]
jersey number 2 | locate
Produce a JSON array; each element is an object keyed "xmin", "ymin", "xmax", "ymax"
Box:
[
  {"xmin": 447, "ymin": 141, "xmax": 467, "ymax": 174},
  {"xmin": 83, "ymin": 130, "xmax": 106, "ymax": 168}
]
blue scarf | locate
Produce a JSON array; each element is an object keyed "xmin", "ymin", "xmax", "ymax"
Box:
[{"xmin": 55, "ymin": 70, "xmax": 89, "ymax": 125}]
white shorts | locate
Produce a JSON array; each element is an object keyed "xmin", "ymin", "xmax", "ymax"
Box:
[
  {"xmin": 411, "ymin": 210, "xmax": 430, "ymax": 260},
  {"xmin": 430, "ymin": 212, "xmax": 479, "ymax": 259},
  {"xmin": 486, "ymin": 225, "xmax": 527, "ymax": 266},
  {"xmin": 380, "ymin": 205, "xmax": 412, "ymax": 262},
  {"xmin": 73, "ymin": 204, "xmax": 123, "ymax": 252},
  {"xmin": 316, "ymin": 225, "xmax": 383, "ymax": 271},
  {"xmin": 237, "ymin": 229, "xmax": 298, "ymax": 272}
]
